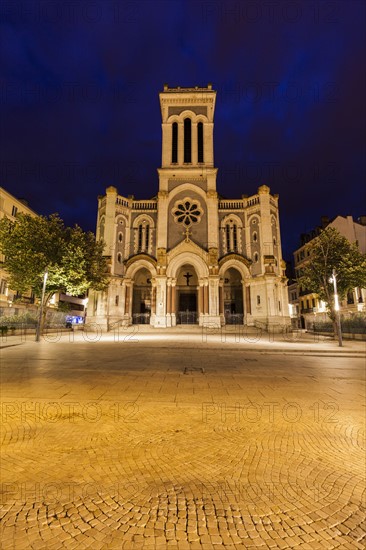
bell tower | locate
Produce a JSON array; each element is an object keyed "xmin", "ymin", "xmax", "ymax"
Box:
[{"xmin": 157, "ymin": 84, "xmax": 217, "ymax": 193}]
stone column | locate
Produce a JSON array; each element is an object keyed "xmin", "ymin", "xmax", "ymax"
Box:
[
  {"xmin": 142, "ymin": 225, "xmax": 146, "ymax": 252},
  {"xmin": 151, "ymin": 284, "xmax": 156, "ymax": 314},
  {"xmin": 125, "ymin": 285, "xmax": 130, "ymax": 314},
  {"xmin": 198, "ymin": 284, "xmax": 204, "ymax": 320},
  {"xmin": 167, "ymin": 282, "xmax": 172, "ymax": 314},
  {"xmin": 123, "ymin": 281, "xmax": 133, "ymax": 325},
  {"xmin": 178, "ymin": 122, "xmax": 184, "ymax": 165},
  {"xmin": 171, "ymin": 282, "xmax": 177, "ymax": 326},
  {"xmin": 192, "ymin": 122, "xmax": 198, "ymax": 165},
  {"xmin": 241, "ymin": 281, "xmax": 247, "ymax": 324},
  {"xmin": 154, "ymin": 276, "xmax": 167, "ymax": 327},
  {"xmin": 204, "ymin": 283, "xmax": 209, "ymax": 314},
  {"xmin": 166, "ymin": 281, "xmax": 172, "ymax": 327},
  {"xmin": 129, "ymin": 283, "xmax": 134, "ymax": 320},
  {"xmin": 219, "ymin": 285, "xmax": 224, "ymax": 315},
  {"xmin": 245, "ymin": 285, "xmax": 251, "ymax": 315},
  {"xmin": 221, "ymin": 227, "xmax": 226, "ymax": 254},
  {"xmin": 120, "ymin": 282, "xmax": 126, "ymax": 316}
]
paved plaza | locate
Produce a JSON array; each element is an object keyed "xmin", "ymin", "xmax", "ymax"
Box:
[{"xmin": 0, "ymin": 327, "xmax": 365, "ymax": 549}]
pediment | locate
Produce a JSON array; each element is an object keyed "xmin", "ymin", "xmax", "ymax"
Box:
[{"xmin": 168, "ymin": 239, "xmax": 208, "ymax": 262}]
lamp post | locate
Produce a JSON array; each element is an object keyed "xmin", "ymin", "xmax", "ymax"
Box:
[
  {"xmin": 329, "ymin": 269, "xmax": 342, "ymax": 347},
  {"xmin": 35, "ymin": 268, "xmax": 48, "ymax": 342}
]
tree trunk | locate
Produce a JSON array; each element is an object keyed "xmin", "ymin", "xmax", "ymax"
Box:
[
  {"xmin": 35, "ymin": 292, "xmax": 52, "ymax": 341},
  {"xmin": 329, "ymin": 307, "xmax": 343, "ymax": 347},
  {"xmin": 39, "ymin": 302, "xmax": 47, "ymax": 336}
]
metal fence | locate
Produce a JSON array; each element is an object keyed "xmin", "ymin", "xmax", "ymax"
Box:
[
  {"xmin": 224, "ymin": 313, "xmax": 244, "ymax": 325},
  {"xmin": 177, "ymin": 311, "xmax": 198, "ymax": 324},
  {"xmin": 132, "ymin": 313, "xmax": 151, "ymax": 325}
]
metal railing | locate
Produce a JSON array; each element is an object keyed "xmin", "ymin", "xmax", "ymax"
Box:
[
  {"xmin": 132, "ymin": 201, "xmax": 157, "ymax": 211},
  {"xmin": 132, "ymin": 313, "xmax": 151, "ymax": 324},
  {"xmin": 177, "ymin": 311, "xmax": 198, "ymax": 324},
  {"xmin": 224, "ymin": 313, "xmax": 244, "ymax": 325}
]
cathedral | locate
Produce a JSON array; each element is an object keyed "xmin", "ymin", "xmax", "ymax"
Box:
[{"xmin": 87, "ymin": 84, "xmax": 290, "ymax": 330}]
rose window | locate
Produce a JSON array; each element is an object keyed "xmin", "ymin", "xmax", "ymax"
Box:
[{"xmin": 172, "ymin": 198, "xmax": 203, "ymax": 227}]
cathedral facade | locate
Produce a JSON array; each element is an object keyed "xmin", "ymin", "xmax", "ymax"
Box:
[{"xmin": 88, "ymin": 85, "xmax": 290, "ymax": 330}]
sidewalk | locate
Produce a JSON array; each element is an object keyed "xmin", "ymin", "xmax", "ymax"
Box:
[{"xmin": 1, "ymin": 326, "xmax": 365, "ymax": 356}]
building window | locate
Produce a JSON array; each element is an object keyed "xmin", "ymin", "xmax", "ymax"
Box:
[
  {"xmin": 226, "ymin": 225, "xmax": 230, "ymax": 251},
  {"xmin": 11, "ymin": 205, "xmax": 18, "ymax": 217},
  {"xmin": 224, "ymin": 221, "xmax": 240, "ymax": 253},
  {"xmin": 172, "ymin": 198, "xmax": 203, "ymax": 227},
  {"xmin": 233, "ymin": 225, "xmax": 237, "ymax": 252},
  {"xmin": 172, "ymin": 122, "xmax": 178, "ymax": 163},
  {"xmin": 253, "ymin": 232, "xmax": 257, "ymax": 242},
  {"xmin": 197, "ymin": 122, "xmax": 204, "ymax": 163},
  {"xmin": 184, "ymin": 118, "xmax": 191, "ymax": 163},
  {"xmin": 118, "ymin": 232, "xmax": 123, "ymax": 243},
  {"xmin": 257, "ymin": 295, "xmax": 261, "ymax": 305},
  {"xmin": 117, "ymin": 253, "xmax": 122, "ymax": 264},
  {"xmin": 279, "ymin": 301, "xmax": 281, "ymax": 311},
  {"xmin": 273, "ymin": 237, "xmax": 276, "ymax": 245},
  {"xmin": 115, "ymin": 295, "xmax": 119, "ymax": 306},
  {"xmin": 254, "ymin": 252, "xmax": 259, "ymax": 262},
  {"xmin": 145, "ymin": 224, "xmax": 150, "ymax": 251},
  {"xmin": 138, "ymin": 225, "xmax": 143, "ymax": 251}
]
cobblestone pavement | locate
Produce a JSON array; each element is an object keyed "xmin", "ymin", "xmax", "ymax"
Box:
[{"xmin": 1, "ymin": 329, "xmax": 365, "ymax": 549}]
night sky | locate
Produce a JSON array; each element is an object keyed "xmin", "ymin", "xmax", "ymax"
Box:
[{"xmin": 1, "ymin": 0, "xmax": 365, "ymax": 259}]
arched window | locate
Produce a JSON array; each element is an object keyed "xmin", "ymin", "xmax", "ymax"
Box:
[
  {"xmin": 233, "ymin": 225, "xmax": 237, "ymax": 252},
  {"xmin": 226, "ymin": 225, "xmax": 230, "ymax": 252},
  {"xmin": 138, "ymin": 225, "xmax": 143, "ymax": 252},
  {"xmin": 197, "ymin": 122, "xmax": 204, "ymax": 163},
  {"xmin": 254, "ymin": 252, "xmax": 259, "ymax": 262},
  {"xmin": 145, "ymin": 224, "xmax": 150, "ymax": 251},
  {"xmin": 172, "ymin": 122, "xmax": 178, "ymax": 163},
  {"xmin": 184, "ymin": 118, "xmax": 191, "ymax": 163},
  {"xmin": 118, "ymin": 232, "xmax": 123, "ymax": 243},
  {"xmin": 225, "ymin": 222, "xmax": 239, "ymax": 253},
  {"xmin": 117, "ymin": 253, "xmax": 122, "ymax": 264},
  {"xmin": 134, "ymin": 218, "xmax": 153, "ymax": 255},
  {"xmin": 253, "ymin": 232, "xmax": 257, "ymax": 242}
]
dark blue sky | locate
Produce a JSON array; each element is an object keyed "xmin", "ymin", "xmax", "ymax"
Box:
[{"xmin": 1, "ymin": 0, "xmax": 365, "ymax": 258}]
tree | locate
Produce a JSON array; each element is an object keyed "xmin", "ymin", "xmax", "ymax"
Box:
[
  {"xmin": 298, "ymin": 226, "xmax": 366, "ymax": 344},
  {"xmin": 0, "ymin": 213, "xmax": 109, "ymax": 338}
]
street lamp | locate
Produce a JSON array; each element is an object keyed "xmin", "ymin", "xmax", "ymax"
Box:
[
  {"xmin": 35, "ymin": 268, "xmax": 48, "ymax": 342},
  {"xmin": 329, "ymin": 269, "xmax": 342, "ymax": 347}
]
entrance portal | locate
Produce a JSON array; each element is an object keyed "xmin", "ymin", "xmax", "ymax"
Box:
[
  {"xmin": 223, "ymin": 267, "xmax": 244, "ymax": 324},
  {"xmin": 132, "ymin": 268, "xmax": 152, "ymax": 324},
  {"xmin": 176, "ymin": 264, "xmax": 198, "ymax": 324}
]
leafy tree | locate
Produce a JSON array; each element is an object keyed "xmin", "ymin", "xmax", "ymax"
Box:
[
  {"xmin": 0, "ymin": 213, "xmax": 109, "ymax": 337},
  {"xmin": 298, "ymin": 226, "xmax": 366, "ymax": 342}
]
